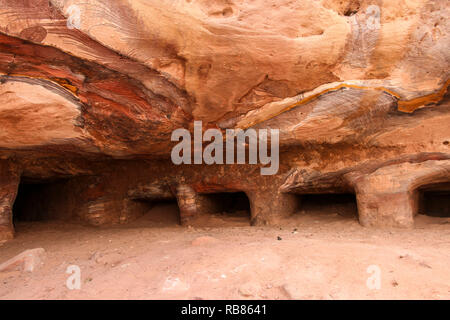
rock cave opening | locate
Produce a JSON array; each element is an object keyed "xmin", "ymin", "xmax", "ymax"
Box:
[
  {"xmin": 296, "ymin": 193, "xmax": 359, "ymax": 220},
  {"xmin": 131, "ymin": 198, "xmax": 181, "ymax": 227},
  {"xmin": 418, "ymin": 182, "xmax": 450, "ymax": 218},
  {"xmin": 197, "ymin": 192, "xmax": 252, "ymax": 226},
  {"xmin": 13, "ymin": 178, "xmax": 73, "ymax": 224}
]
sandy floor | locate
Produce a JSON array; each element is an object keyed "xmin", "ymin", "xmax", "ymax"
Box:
[{"xmin": 0, "ymin": 202, "xmax": 449, "ymax": 300}]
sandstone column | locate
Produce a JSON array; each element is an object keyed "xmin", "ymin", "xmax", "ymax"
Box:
[
  {"xmin": 246, "ymin": 188, "xmax": 300, "ymax": 226},
  {"xmin": 74, "ymin": 176, "xmax": 120, "ymax": 226},
  {"xmin": 354, "ymin": 187, "xmax": 417, "ymax": 228},
  {"xmin": 0, "ymin": 161, "xmax": 20, "ymax": 240},
  {"xmin": 350, "ymin": 168, "xmax": 417, "ymax": 228},
  {"xmin": 174, "ymin": 184, "xmax": 198, "ymax": 225}
]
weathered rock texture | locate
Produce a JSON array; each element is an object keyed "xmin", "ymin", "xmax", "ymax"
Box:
[{"xmin": 0, "ymin": 0, "xmax": 448, "ymax": 239}]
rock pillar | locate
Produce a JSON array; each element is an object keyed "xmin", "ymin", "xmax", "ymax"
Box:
[{"xmin": 0, "ymin": 161, "xmax": 20, "ymax": 240}]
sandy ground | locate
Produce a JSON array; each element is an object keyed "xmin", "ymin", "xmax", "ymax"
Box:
[{"xmin": 0, "ymin": 202, "xmax": 450, "ymax": 300}]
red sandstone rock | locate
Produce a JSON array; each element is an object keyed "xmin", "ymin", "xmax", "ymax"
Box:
[{"xmin": 0, "ymin": 0, "xmax": 448, "ymax": 239}]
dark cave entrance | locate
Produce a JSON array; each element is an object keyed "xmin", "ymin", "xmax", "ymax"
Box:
[
  {"xmin": 296, "ymin": 193, "xmax": 358, "ymax": 219},
  {"xmin": 418, "ymin": 183, "xmax": 450, "ymax": 218},
  {"xmin": 131, "ymin": 198, "xmax": 181, "ymax": 227},
  {"xmin": 197, "ymin": 192, "xmax": 252, "ymax": 226},
  {"xmin": 13, "ymin": 179, "xmax": 73, "ymax": 223}
]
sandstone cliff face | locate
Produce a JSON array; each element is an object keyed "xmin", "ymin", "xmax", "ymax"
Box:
[{"xmin": 0, "ymin": 0, "xmax": 448, "ymax": 239}]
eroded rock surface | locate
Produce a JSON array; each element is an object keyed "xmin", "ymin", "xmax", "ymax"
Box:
[{"xmin": 0, "ymin": 0, "xmax": 449, "ymax": 238}]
